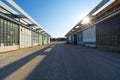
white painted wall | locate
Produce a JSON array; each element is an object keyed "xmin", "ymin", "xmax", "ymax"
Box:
[
  {"xmin": 47, "ymin": 37, "xmax": 50, "ymax": 44},
  {"xmin": 20, "ymin": 26, "xmax": 32, "ymax": 48},
  {"xmin": 32, "ymin": 32, "xmax": 39, "ymax": 46},
  {"xmin": 38, "ymin": 34, "xmax": 43, "ymax": 46},
  {"xmin": 43, "ymin": 36, "xmax": 48, "ymax": 45},
  {"xmin": 83, "ymin": 26, "xmax": 96, "ymax": 42}
]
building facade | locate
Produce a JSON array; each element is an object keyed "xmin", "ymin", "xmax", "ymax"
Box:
[
  {"xmin": 0, "ymin": 1, "xmax": 50, "ymax": 52},
  {"xmin": 65, "ymin": 0, "xmax": 120, "ymax": 52}
]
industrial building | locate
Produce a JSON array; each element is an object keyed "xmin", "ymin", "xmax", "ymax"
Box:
[
  {"xmin": 65, "ymin": 0, "xmax": 120, "ymax": 52},
  {"xmin": 0, "ymin": 0, "xmax": 50, "ymax": 52}
]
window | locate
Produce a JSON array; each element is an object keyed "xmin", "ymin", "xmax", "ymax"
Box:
[{"xmin": 0, "ymin": 17, "xmax": 19, "ymax": 46}]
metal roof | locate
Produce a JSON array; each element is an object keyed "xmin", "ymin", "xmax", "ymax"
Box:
[
  {"xmin": 65, "ymin": 0, "xmax": 110, "ymax": 37},
  {"xmin": 0, "ymin": 0, "xmax": 50, "ymax": 36}
]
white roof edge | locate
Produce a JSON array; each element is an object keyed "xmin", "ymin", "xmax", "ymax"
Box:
[
  {"xmin": 0, "ymin": 1, "xmax": 18, "ymax": 14},
  {"xmin": 6, "ymin": 0, "xmax": 49, "ymax": 35}
]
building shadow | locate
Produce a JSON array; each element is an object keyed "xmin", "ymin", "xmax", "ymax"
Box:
[
  {"xmin": 0, "ymin": 44, "xmax": 55, "ymax": 80},
  {"xmin": 25, "ymin": 43, "xmax": 68, "ymax": 80}
]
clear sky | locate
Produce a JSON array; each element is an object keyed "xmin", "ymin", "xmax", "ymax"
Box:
[{"xmin": 13, "ymin": 0, "xmax": 114, "ymax": 38}]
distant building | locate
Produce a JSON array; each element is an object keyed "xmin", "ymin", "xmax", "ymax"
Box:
[{"xmin": 51, "ymin": 38, "xmax": 66, "ymax": 42}]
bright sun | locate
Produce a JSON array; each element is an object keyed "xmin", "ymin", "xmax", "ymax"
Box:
[{"xmin": 81, "ymin": 17, "xmax": 90, "ymax": 24}]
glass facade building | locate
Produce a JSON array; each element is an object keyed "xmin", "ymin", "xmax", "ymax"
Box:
[
  {"xmin": 0, "ymin": 1, "xmax": 50, "ymax": 52},
  {"xmin": 0, "ymin": 17, "xmax": 19, "ymax": 47},
  {"xmin": 96, "ymin": 13, "xmax": 120, "ymax": 51},
  {"xmin": 95, "ymin": 2, "xmax": 120, "ymax": 51}
]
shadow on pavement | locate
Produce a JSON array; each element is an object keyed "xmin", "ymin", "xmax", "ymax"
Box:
[
  {"xmin": 25, "ymin": 43, "xmax": 68, "ymax": 80},
  {"xmin": 0, "ymin": 44, "xmax": 55, "ymax": 80}
]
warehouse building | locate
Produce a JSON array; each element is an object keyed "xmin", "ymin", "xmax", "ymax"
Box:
[
  {"xmin": 65, "ymin": 0, "xmax": 120, "ymax": 52},
  {"xmin": 0, "ymin": 0, "xmax": 50, "ymax": 52}
]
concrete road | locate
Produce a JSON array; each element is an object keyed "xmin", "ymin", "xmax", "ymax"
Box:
[{"xmin": 0, "ymin": 43, "xmax": 120, "ymax": 80}]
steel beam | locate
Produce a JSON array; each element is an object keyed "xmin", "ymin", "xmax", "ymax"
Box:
[
  {"xmin": 27, "ymin": 24, "xmax": 37, "ymax": 27},
  {"xmin": 6, "ymin": 0, "xmax": 49, "ymax": 35},
  {"xmin": 0, "ymin": 1, "xmax": 18, "ymax": 14}
]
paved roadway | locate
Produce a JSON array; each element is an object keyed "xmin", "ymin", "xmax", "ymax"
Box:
[{"xmin": 0, "ymin": 43, "xmax": 120, "ymax": 80}]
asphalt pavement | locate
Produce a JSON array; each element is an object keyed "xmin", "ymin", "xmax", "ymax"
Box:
[{"xmin": 0, "ymin": 43, "xmax": 120, "ymax": 80}]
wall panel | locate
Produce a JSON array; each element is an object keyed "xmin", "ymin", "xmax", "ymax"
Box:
[
  {"xmin": 20, "ymin": 26, "xmax": 32, "ymax": 48},
  {"xmin": 83, "ymin": 26, "xmax": 96, "ymax": 47}
]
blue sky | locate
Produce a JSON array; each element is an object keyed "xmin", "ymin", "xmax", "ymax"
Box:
[{"xmin": 13, "ymin": 0, "xmax": 114, "ymax": 38}]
